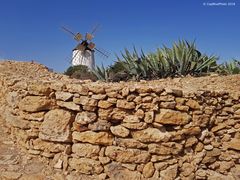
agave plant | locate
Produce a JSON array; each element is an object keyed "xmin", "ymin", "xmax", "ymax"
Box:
[
  {"xmin": 92, "ymin": 64, "xmax": 110, "ymax": 82},
  {"xmin": 161, "ymin": 40, "xmax": 218, "ymax": 76},
  {"xmin": 218, "ymin": 59, "xmax": 240, "ymax": 74}
]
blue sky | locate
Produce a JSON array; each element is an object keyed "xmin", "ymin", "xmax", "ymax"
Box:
[{"xmin": 0, "ymin": 0, "xmax": 239, "ymax": 72}]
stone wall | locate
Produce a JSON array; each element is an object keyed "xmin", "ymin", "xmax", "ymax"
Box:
[{"xmin": 0, "ymin": 75, "xmax": 240, "ymax": 179}]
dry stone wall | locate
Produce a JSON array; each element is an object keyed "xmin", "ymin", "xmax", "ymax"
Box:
[{"xmin": 1, "ymin": 74, "xmax": 240, "ymax": 179}]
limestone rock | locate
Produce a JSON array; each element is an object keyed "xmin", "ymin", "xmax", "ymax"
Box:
[
  {"xmin": 72, "ymin": 143, "xmax": 100, "ymax": 157},
  {"xmin": 131, "ymin": 128, "xmax": 171, "ymax": 143},
  {"xmin": 88, "ymin": 120, "xmax": 111, "ymax": 131},
  {"xmin": 19, "ymin": 111, "xmax": 45, "ymax": 121},
  {"xmin": 66, "ymin": 84, "xmax": 89, "ymax": 95},
  {"xmin": 110, "ymin": 125, "xmax": 130, "ymax": 137},
  {"xmin": 223, "ymin": 138, "xmax": 240, "ymax": 150},
  {"xmin": 115, "ymin": 138, "xmax": 147, "ymax": 149},
  {"xmin": 91, "ymin": 94, "xmax": 107, "ymax": 100},
  {"xmin": 39, "ymin": 109, "xmax": 73, "ymax": 142},
  {"xmin": 160, "ymin": 164, "xmax": 178, "ymax": 180},
  {"xmin": 72, "ymin": 131, "xmax": 113, "ymax": 145},
  {"xmin": 75, "ymin": 111, "xmax": 97, "ymax": 125},
  {"xmin": 143, "ymin": 162, "xmax": 155, "ymax": 178},
  {"xmin": 88, "ymin": 85, "xmax": 105, "ymax": 94},
  {"xmin": 181, "ymin": 163, "xmax": 195, "ymax": 177},
  {"xmin": 148, "ymin": 142, "xmax": 183, "ymax": 155},
  {"xmin": 57, "ymin": 101, "xmax": 81, "ymax": 111},
  {"xmin": 122, "ymin": 122, "xmax": 147, "ymax": 130},
  {"xmin": 104, "ymin": 162, "xmax": 143, "ymax": 180},
  {"xmin": 19, "ymin": 96, "xmax": 54, "ymax": 112},
  {"xmin": 98, "ymin": 100, "xmax": 114, "ymax": 109},
  {"xmin": 69, "ymin": 158, "xmax": 103, "ymax": 175},
  {"xmin": 144, "ymin": 111, "xmax": 154, "ymax": 123},
  {"xmin": 55, "ymin": 91, "xmax": 73, "ymax": 101},
  {"xmin": 28, "ymin": 83, "xmax": 51, "ymax": 95},
  {"xmin": 186, "ymin": 99, "xmax": 200, "ymax": 109},
  {"xmin": 105, "ymin": 146, "xmax": 150, "ymax": 163},
  {"xmin": 123, "ymin": 115, "xmax": 140, "ymax": 123},
  {"xmin": 155, "ymin": 109, "xmax": 191, "ymax": 125},
  {"xmin": 1, "ymin": 171, "xmax": 22, "ymax": 179},
  {"xmin": 73, "ymin": 96, "xmax": 98, "ymax": 107},
  {"xmin": 116, "ymin": 100, "xmax": 135, "ymax": 109}
]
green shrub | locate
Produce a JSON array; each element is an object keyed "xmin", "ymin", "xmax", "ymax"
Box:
[
  {"xmin": 64, "ymin": 65, "xmax": 97, "ymax": 81},
  {"xmin": 218, "ymin": 59, "xmax": 240, "ymax": 74}
]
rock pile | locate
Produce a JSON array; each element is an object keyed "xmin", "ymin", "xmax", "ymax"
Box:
[{"xmin": 0, "ymin": 61, "xmax": 240, "ymax": 179}]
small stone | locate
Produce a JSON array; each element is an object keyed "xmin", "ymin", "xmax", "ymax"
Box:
[
  {"xmin": 123, "ymin": 115, "xmax": 140, "ymax": 123},
  {"xmin": 115, "ymin": 138, "xmax": 147, "ymax": 149},
  {"xmin": 72, "ymin": 143, "xmax": 100, "ymax": 157},
  {"xmin": 98, "ymin": 100, "xmax": 114, "ymax": 109},
  {"xmin": 148, "ymin": 143, "xmax": 183, "ymax": 155},
  {"xmin": 54, "ymin": 159, "xmax": 63, "ymax": 169},
  {"xmin": 88, "ymin": 120, "xmax": 111, "ymax": 131},
  {"xmin": 122, "ymin": 122, "xmax": 147, "ymax": 130},
  {"xmin": 99, "ymin": 157, "xmax": 111, "ymax": 165},
  {"xmin": 55, "ymin": 91, "xmax": 73, "ymax": 101},
  {"xmin": 75, "ymin": 111, "xmax": 97, "ymax": 125},
  {"xmin": 116, "ymin": 100, "xmax": 135, "ymax": 109},
  {"xmin": 186, "ymin": 99, "xmax": 200, "ymax": 109},
  {"xmin": 160, "ymin": 164, "xmax": 178, "ymax": 180},
  {"xmin": 132, "ymin": 128, "xmax": 171, "ymax": 143},
  {"xmin": 72, "ymin": 131, "xmax": 113, "ymax": 145},
  {"xmin": 155, "ymin": 109, "xmax": 191, "ymax": 125},
  {"xmin": 110, "ymin": 125, "xmax": 130, "ymax": 137},
  {"xmin": 204, "ymin": 144, "xmax": 213, "ymax": 150},
  {"xmin": 105, "ymin": 146, "xmax": 150, "ymax": 163},
  {"xmin": 143, "ymin": 162, "xmax": 155, "ymax": 178},
  {"xmin": 2, "ymin": 171, "xmax": 22, "ymax": 179},
  {"xmin": 57, "ymin": 101, "xmax": 81, "ymax": 111},
  {"xmin": 144, "ymin": 111, "xmax": 154, "ymax": 123}
]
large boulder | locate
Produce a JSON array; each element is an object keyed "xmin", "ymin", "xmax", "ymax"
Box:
[{"xmin": 39, "ymin": 109, "xmax": 73, "ymax": 142}]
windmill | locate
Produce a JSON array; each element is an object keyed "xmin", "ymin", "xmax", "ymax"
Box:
[{"xmin": 62, "ymin": 25, "xmax": 109, "ymax": 70}]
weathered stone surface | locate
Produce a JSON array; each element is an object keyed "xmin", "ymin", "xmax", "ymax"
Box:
[
  {"xmin": 19, "ymin": 96, "xmax": 54, "ymax": 112},
  {"xmin": 104, "ymin": 162, "xmax": 143, "ymax": 180},
  {"xmin": 223, "ymin": 138, "xmax": 240, "ymax": 150},
  {"xmin": 88, "ymin": 85, "xmax": 105, "ymax": 94},
  {"xmin": 185, "ymin": 136, "xmax": 198, "ymax": 147},
  {"xmin": 4, "ymin": 111, "xmax": 30, "ymax": 129},
  {"xmin": 144, "ymin": 111, "xmax": 154, "ymax": 123},
  {"xmin": 39, "ymin": 109, "xmax": 73, "ymax": 142},
  {"xmin": 151, "ymin": 155, "xmax": 171, "ymax": 162},
  {"xmin": 98, "ymin": 108, "xmax": 113, "ymax": 120},
  {"xmin": 181, "ymin": 163, "xmax": 195, "ymax": 177},
  {"xmin": 123, "ymin": 115, "xmax": 140, "ymax": 123},
  {"xmin": 105, "ymin": 146, "xmax": 150, "ymax": 163},
  {"xmin": 75, "ymin": 111, "xmax": 97, "ymax": 125},
  {"xmin": 131, "ymin": 128, "xmax": 171, "ymax": 143},
  {"xmin": 122, "ymin": 87, "xmax": 130, "ymax": 97},
  {"xmin": 91, "ymin": 94, "xmax": 107, "ymax": 100},
  {"xmin": 66, "ymin": 84, "xmax": 89, "ymax": 95},
  {"xmin": 28, "ymin": 83, "xmax": 51, "ymax": 95},
  {"xmin": 186, "ymin": 99, "xmax": 200, "ymax": 109},
  {"xmin": 72, "ymin": 143, "xmax": 100, "ymax": 157},
  {"xmin": 115, "ymin": 138, "xmax": 148, "ymax": 149},
  {"xmin": 142, "ymin": 162, "xmax": 155, "ymax": 178},
  {"xmin": 1, "ymin": 171, "xmax": 22, "ymax": 179},
  {"xmin": 98, "ymin": 100, "xmax": 114, "ymax": 109},
  {"xmin": 57, "ymin": 101, "xmax": 81, "ymax": 111},
  {"xmin": 155, "ymin": 109, "xmax": 191, "ymax": 125},
  {"xmin": 55, "ymin": 91, "xmax": 73, "ymax": 101},
  {"xmin": 148, "ymin": 142, "xmax": 183, "ymax": 155},
  {"xmin": 122, "ymin": 122, "xmax": 147, "ymax": 130},
  {"xmin": 72, "ymin": 131, "xmax": 113, "ymax": 145},
  {"xmin": 88, "ymin": 120, "xmax": 111, "ymax": 131},
  {"xmin": 211, "ymin": 123, "xmax": 226, "ymax": 132},
  {"xmin": 19, "ymin": 111, "xmax": 45, "ymax": 121},
  {"xmin": 110, "ymin": 125, "xmax": 130, "ymax": 137},
  {"xmin": 160, "ymin": 164, "xmax": 178, "ymax": 180},
  {"xmin": 73, "ymin": 96, "xmax": 98, "ymax": 107},
  {"xmin": 116, "ymin": 100, "xmax": 135, "ymax": 109},
  {"xmin": 69, "ymin": 158, "xmax": 103, "ymax": 175},
  {"xmin": 192, "ymin": 114, "xmax": 210, "ymax": 127}
]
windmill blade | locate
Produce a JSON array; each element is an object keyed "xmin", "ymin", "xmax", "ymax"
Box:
[
  {"xmin": 94, "ymin": 47, "xmax": 109, "ymax": 58},
  {"xmin": 85, "ymin": 33, "xmax": 94, "ymax": 41},
  {"xmin": 62, "ymin": 26, "xmax": 83, "ymax": 42},
  {"xmin": 91, "ymin": 24, "xmax": 100, "ymax": 35}
]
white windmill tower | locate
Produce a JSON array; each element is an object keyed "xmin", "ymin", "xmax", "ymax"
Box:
[{"xmin": 62, "ymin": 25, "xmax": 108, "ymax": 70}]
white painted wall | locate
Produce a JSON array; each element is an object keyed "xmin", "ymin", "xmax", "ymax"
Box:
[{"xmin": 72, "ymin": 50, "xmax": 95, "ymax": 69}]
